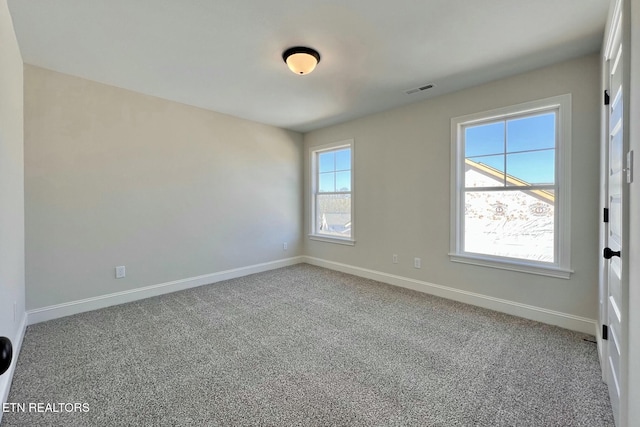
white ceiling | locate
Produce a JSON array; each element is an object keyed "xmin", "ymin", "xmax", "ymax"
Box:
[{"xmin": 7, "ymin": 0, "xmax": 609, "ymax": 133}]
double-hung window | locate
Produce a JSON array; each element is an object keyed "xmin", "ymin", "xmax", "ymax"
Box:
[
  {"xmin": 310, "ymin": 140, "xmax": 354, "ymax": 244},
  {"xmin": 450, "ymin": 95, "xmax": 572, "ymax": 278}
]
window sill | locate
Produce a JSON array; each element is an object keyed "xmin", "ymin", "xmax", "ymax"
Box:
[
  {"xmin": 308, "ymin": 234, "xmax": 355, "ymax": 246},
  {"xmin": 449, "ymin": 253, "xmax": 573, "ymax": 279}
]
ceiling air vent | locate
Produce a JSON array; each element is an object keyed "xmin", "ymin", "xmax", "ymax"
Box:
[{"xmin": 405, "ymin": 84, "xmax": 434, "ymax": 95}]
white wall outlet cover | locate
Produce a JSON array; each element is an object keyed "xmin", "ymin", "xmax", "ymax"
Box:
[{"xmin": 115, "ymin": 266, "xmax": 126, "ymax": 279}]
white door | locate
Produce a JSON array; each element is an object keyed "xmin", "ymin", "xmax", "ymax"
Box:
[{"xmin": 601, "ymin": 1, "xmax": 626, "ymax": 425}]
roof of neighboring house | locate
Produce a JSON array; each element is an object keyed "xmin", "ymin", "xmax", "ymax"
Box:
[{"xmin": 465, "ymin": 158, "xmax": 555, "ymax": 203}]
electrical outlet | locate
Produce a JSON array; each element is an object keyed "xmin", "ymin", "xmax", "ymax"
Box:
[
  {"xmin": 115, "ymin": 266, "xmax": 126, "ymax": 279},
  {"xmin": 392, "ymin": 254, "xmax": 398, "ymax": 264},
  {"xmin": 414, "ymin": 257, "xmax": 421, "ymax": 269},
  {"xmin": 283, "ymin": 242, "xmax": 288, "ymax": 251}
]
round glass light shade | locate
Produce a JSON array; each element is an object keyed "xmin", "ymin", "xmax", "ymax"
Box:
[
  {"xmin": 286, "ymin": 52, "xmax": 318, "ymax": 75},
  {"xmin": 282, "ymin": 47, "xmax": 320, "ymax": 75}
]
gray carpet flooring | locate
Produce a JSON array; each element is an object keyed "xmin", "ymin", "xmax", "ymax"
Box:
[{"xmin": 4, "ymin": 264, "xmax": 614, "ymax": 426}]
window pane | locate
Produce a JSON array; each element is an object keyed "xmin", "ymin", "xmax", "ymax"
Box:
[
  {"xmin": 335, "ymin": 171, "xmax": 351, "ymax": 191},
  {"xmin": 319, "ymin": 172, "xmax": 335, "ymax": 192},
  {"xmin": 465, "ymin": 121, "xmax": 504, "ymax": 157},
  {"xmin": 506, "ymin": 149, "xmax": 555, "ymax": 186},
  {"xmin": 316, "ymin": 194, "xmax": 351, "ymax": 238},
  {"xmin": 507, "ymin": 113, "xmax": 555, "ymax": 153},
  {"xmin": 465, "ymin": 155, "xmax": 505, "ymax": 187},
  {"xmin": 318, "ymin": 152, "xmax": 335, "ymax": 173},
  {"xmin": 335, "ymin": 149, "xmax": 351, "ymax": 171},
  {"xmin": 464, "ymin": 190, "xmax": 554, "ymax": 262}
]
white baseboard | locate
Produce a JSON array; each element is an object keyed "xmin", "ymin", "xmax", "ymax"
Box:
[
  {"xmin": 0, "ymin": 313, "xmax": 27, "ymax": 425},
  {"xmin": 303, "ymin": 256, "xmax": 598, "ymax": 336},
  {"xmin": 25, "ymin": 254, "xmax": 597, "ymax": 335},
  {"xmin": 27, "ymin": 256, "xmax": 304, "ymax": 325}
]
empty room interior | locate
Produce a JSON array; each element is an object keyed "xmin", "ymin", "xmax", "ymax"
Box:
[{"xmin": 1, "ymin": 0, "xmax": 639, "ymax": 426}]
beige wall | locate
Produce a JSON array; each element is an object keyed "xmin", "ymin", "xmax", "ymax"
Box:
[
  {"xmin": 23, "ymin": 55, "xmax": 603, "ymax": 324},
  {"xmin": 0, "ymin": 0, "xmax": 25, "ymax": 402},
  {"xmin": 24, "ymin": 65, "xmax": 303, "ymax": 310},
  {"xmin": 304, "ymin": 54, "xmax": 601, "ymax": 320}
]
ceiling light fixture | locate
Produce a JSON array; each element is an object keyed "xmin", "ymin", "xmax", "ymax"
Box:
[{"xmin": 282, "ymin": 46, "xmax": 321, "ymax": 75}]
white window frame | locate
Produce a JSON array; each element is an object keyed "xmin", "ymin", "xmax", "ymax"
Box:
[
  {"xmin": 309, "ymin": 139, "xmax": 355, "ymax": 245},
  {"xmin": 449, "ymin": 94, "xmax": 573, "ymax": 279}
]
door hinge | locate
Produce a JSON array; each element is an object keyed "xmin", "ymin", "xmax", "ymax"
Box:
[
  {"xmin": 604, "ymin": 208, "xmax": 609, "ymax": 223},
  {"xmin": 602, "ymin": 324, "xmax": 609, "ymax": 340},
  {"xmin": 604, "ymin": 90, "xmax": 610, "ymax": 105}
]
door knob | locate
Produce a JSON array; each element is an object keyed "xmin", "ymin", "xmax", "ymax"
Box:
[
  {"xmin": 603, "ymin": 247, "xmax": 621, "ymax": 259},
  {"xmin": 0, "ymin": 337, "xmax": 12, "ymax": 376}
]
